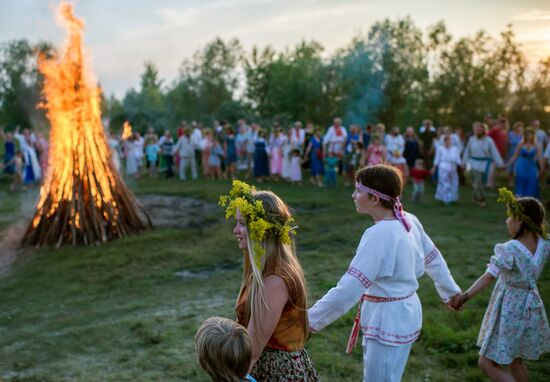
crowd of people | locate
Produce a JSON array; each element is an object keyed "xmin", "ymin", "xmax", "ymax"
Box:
[
  {"xmin": 0, "ymin": 126, "xmax": 47, "ymax": 191},
  {"xmin": 103, "ymin": 114, "xmax": 549, "ymax": 205},
  {"xmin": 2, "ymin": 114, "xmax": 549, "ymax": 205}
]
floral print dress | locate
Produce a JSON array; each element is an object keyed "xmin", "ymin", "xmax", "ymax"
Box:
[{"xmin": 478, "ymin": 239, "xmax": 550, "ymax": 364}]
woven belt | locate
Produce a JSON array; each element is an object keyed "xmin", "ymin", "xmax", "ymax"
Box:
[{"xmin": 345, "ymin": 292, "xmax": 414, "ymax": 354}]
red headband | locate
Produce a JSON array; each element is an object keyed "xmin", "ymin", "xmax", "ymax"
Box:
[{"xmin": 355, "ymin": 182, "xmax": 411, "ymax": 232}]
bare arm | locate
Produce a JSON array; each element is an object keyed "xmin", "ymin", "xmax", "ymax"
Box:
[
  {"xmin": 304, "ymin": 141, "xmax": 313, "ymax": 159},
  {"xmin": 453, "ymin": 272, "xmax": 495, "ymax": 308},
  {"xmin": 537, "ymin": 146, "xmax": 545, "ymax": 172},
  {"xmin": 247, "ymin": 275, "xmax": 288, "ymax": 370},
  {"xmin": 507, "ymin": 145, "xmax": 521, "ymax": 167}
]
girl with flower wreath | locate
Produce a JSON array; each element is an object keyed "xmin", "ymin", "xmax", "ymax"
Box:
[
  {"xmin": 219, "ymin": 180, "xmax": 319, "ymax": 381},
  {"xmin": 308, "ymin": 164, "xmax": 461, "ymax": 381},
  {"xmin": 452, "ymin": 188, "xmax": 550, "ymax": 381}
]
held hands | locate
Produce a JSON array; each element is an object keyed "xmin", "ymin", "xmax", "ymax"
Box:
[{"xmin": 447, "ymin": 292, "xmax": 469, "ymax": 311}]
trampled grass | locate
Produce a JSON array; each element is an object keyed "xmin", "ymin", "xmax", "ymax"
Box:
[{"xmin": 0, "ymin": 175, "xmax": 548, "ymax": 381}]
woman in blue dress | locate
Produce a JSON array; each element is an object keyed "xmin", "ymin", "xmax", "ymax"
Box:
[
  {"xmin": 253, "ymin": 129, "xmax": 269, "ymax": 181},
  {"xmin": 304, "ymin": 128, "xmax": 324, "ymax": 186},
  {"xmin": 508, "ymin": 127, "xmax": 543, "ymax": 198},
  {"xmin": 507, "ymin": 121, "xmax": 523, "ymax": 186}
]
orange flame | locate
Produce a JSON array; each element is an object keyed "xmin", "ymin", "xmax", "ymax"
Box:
[
  {"xmin": 25, "ymin": 2, "xmax": 150, "ymax": 246},
  {"xmin": 122, "ymin": 121, "xmax": 132, "ymax": 140}
]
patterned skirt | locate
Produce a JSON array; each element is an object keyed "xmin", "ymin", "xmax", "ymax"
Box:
[{"xmin": 251, "ymin": 347, "xmax": 320, "ymax": 381}]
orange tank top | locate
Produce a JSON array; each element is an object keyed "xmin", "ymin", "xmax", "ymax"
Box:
[{"xmin": 236, "ymin": 274, "xmax": 308, "ymax": 352}]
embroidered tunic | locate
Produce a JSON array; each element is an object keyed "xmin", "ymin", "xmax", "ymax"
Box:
[
  {"xmin": 462, "ymin": 136, "xmax": 503, "ymax": 173},
  {"xmin": 308, "ymin": 214, "xmax": 460, "ymax": 347},
  {"xmin": 478, "ymin": 239, "xmax": 550, "ymax": 364}
]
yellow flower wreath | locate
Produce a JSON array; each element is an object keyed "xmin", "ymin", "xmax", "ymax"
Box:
[
  {"xmin": 219, "ymin": 180, "xmax": 295, "ymax": 269},
  {"xmin": 497, "ymin": 187, "xmax": 548, "ymax": 239}
]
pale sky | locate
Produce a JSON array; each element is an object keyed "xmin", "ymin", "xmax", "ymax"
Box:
[{"xmin": 1, "ymin": 0, "xmax": 549, "ymax": 98}]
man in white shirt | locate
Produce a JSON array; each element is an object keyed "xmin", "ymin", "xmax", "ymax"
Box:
[
  {"xmin": 323, "ymin": 117, "xmax": 347, "ymax": 157},
  {"xmin": 385, "ymin": 127, "xmax": 405, "ymax": 162},
  {"xmin": 173, "ymin": 127, "xmax": 197, "ymax": 180},
  {"xmin": 290, "ymin": 121, "xmax": 306, "ymax": 153},
  {"xmin": 462, "ymin": 122, "xmax": 504, "ymax": 207}
]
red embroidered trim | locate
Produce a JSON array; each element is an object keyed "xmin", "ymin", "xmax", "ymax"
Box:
[
  {"xmin": 424, "ymin": 247, "xmax": 439, "ymax": 265},
  {"xmin": 362, "ymin": 326, "xmax": 421, "ymax": 339},
  {"xmin": 363, "ymin": 333, "xmax": 420, "ymax": 345},
  {"xmin": 347, "ymin": 267, "xmax": 373, "ymax": 289},
  {"xmin": 363, "ymin": 293, "xmax": 414, "ymax": 303}
]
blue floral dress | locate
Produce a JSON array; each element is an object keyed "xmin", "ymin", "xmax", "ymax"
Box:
[{"xmin": 478, "ymin": 239, "xmax": 550, "ymax": 364}]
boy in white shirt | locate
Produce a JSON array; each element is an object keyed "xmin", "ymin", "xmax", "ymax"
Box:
[{"xmin": 308, "ymin": 164, "xmax": 461, "ymax": 382}]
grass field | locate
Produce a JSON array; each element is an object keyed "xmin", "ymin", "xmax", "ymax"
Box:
[{"xmin": 0, "ymin": 173, "xmax": 549, "ymax": 381}]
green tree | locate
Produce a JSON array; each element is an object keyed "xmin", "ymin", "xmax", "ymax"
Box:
[
  {"xmin": 0, "ymin": 39, "xmax": 53, "ymax": 130},
  {"xmin": 244, "ymin": 40, "xmax": 329, "ymax": 125},
  {"xmin": 122, "ymin": 61, "xmax": 170, "ymax": 133}
]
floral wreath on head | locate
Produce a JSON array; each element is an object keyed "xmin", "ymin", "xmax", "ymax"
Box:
[
  {"xmin": 219, "ymin": 180, "xmax": 296, "ymax": 270},
  {"xmin": 497, "ymin": 187, "xmax": 548, "ymax": 239}
]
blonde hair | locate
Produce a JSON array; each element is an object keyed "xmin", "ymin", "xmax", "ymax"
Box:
[
  {"xmin": 195, "ymin": 316, "xmax": 251, "ymax": 382},
  {"xmin": 239, "ymin": 190, "xmax": 309, "ymax": 343}
]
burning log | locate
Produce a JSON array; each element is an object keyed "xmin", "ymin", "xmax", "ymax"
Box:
[{"xmin": 22, "ymin": 3, "xmax": 151, "ymax": 248}]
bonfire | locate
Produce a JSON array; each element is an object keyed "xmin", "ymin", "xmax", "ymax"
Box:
[{"xmin": 22, "ymin": 3, "xmax": 151, "ymax": 247}]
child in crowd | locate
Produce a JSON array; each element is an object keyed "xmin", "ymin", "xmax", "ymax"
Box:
[
  {"xmin": 452, "ymin": 189, "xmax": 550, "ymax": 381},
  {"xmin": 308, "ymin": 164, "xmax": 461, "ymax": 381},
  {"xmin": 289, "ymin": 148, "xmax": 302, "ymax": 185},
  {"xmin": 410, "ymin": 159, "xmax": 430, "ymax": 202},
  {"xmin": 389, "ymin": 149, "xmax": 408, "ymax": 185},
  {"xmin": 145, "ymin": 136, "xmax": 160, "ymax": 178},
  {"xmin": 208, "ymin": 138, "xmax": 224, "ymax": 180},
  {"xmin": 195, "ymin": 316, "xmax": 257, "ymax": 382},
  {"xmin": 324, "ymin": 152, "xmax": 339, "ymax": 187},
  {"xmin": 365, "ymin": 135, "xmax": 387, "ymax": 166}
]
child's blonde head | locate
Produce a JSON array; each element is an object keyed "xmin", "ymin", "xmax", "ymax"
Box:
[{"xmin": 195, "ymin": 316, "xmax": 251, "ymax": 382}]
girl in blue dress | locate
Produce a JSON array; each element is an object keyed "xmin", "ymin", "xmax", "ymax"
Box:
[
  {"xmin": 304, "ymin": 128, "xmax": 324, "ymax": 186},
  {"xmin": 508, "ymin": 127, "xmax": 542, "ymax": 198}
]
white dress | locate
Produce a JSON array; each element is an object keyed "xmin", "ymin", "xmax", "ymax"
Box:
[{"xmin": 434, "ymin": 145, "xmax": 461, "ymax": 203}]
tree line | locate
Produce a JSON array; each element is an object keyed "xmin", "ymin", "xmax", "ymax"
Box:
[{"xmin": 1, "ymin": 18, "xmax": 550, "ymax": 133}]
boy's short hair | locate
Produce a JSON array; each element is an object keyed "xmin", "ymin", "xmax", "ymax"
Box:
[
  {"xmin": 356, "ymin": 164, "xmax": 403, "ymax": 209},
  {"xmin": 195, "ymin": 316, "xmax": 251, "ymax": 382}
]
